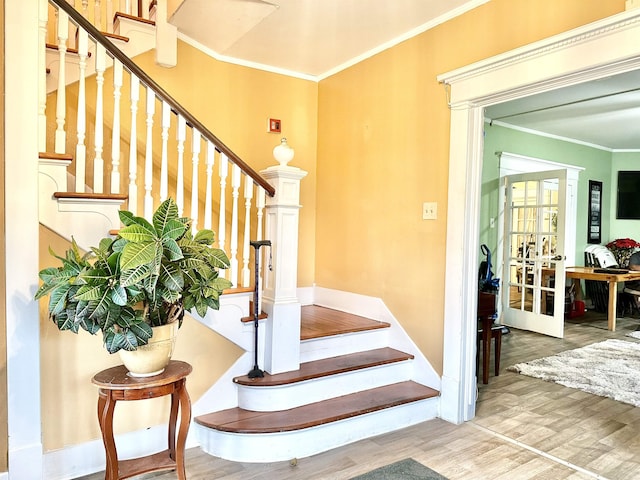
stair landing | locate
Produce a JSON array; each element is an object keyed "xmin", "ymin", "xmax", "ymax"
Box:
[{"xmin": 300, "ymin": 304, "xmax": 390, "ymax": 340}]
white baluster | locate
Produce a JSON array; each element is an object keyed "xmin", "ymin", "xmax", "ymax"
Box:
[
  {"xmin": 75, "ymin": 29, "xmax": 89, "ymax": 193},
  {"xmin": 94, "ymin": 0, "xmax": 102, "ymax": 31},
  {"xmin": 218, "ymin": 154, "xmax": 228, "ymax": 266},
  {"xmin": 256, "ymin": 187, "xmax": 266, "ymax": 241},
  {"xmin": 128, "ymin": 75, "xmax": 140, "ymax": 215},
  {"xmin": 140, "ymin": 0, "xmax": 151, "ymax": 19},
  {"xmin": 106, "ymin": 0, "xmax": 114, "ymax": 33},
  {"xmin": 256, "ymin": 187, "xmax": 266, "ymax": 313},
  {"xmin": 143, "ymin": 88, "xmax": 155, "ymax": 218},
  {"xmin": 204, "ymin": 142, "xmax": 215, "ymax": 230},
  {"xmin": 123, "ymin": 0, "xmax": 132, "ymax": 15},
  {"xmin": 110, "ymin": 60, "xmax": 123, "ymax": 193},
  {"xmin": 160, "ymin": 101, "xmax": 170, "ymax": 201},
  {"xmin": 93, "ymin": 43, "xmax": 106, "ymax": 193},
  {"xmin": 67, "ymin": 1, "xmax": 78, "ymax": 50},
  {"xmin": 230, "ymin": 164, "xmax": 241, "ymax": 287},
  {"xmin": 38, "ymin": 0, "xmax": 48, "ymax": 152},
  {"xmin": 55, "ymin": 8, "xmax": 68, "ymax": 154},
  {"xmin": 190, "ymin": 129, "xmax": 201, "ymax": 231},
  {"xmin": 81, "ymin": 0, "xmax": 89, "ymax": 17},
  {"xmin": 176, "ymin": 116, "xmax": 186, "ymax": 216},
  {"xmin": 242, "ymin": 177, "xmax": 254, "ymax": 287}
]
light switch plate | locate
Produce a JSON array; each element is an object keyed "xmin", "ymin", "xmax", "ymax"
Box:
[{"xmin": 422, "ymin": 202, "xmax": 437, "ymax": 220}]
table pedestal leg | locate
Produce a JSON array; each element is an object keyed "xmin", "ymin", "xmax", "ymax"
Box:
[
  {"xmin": 176, "ymin": 379, "xmax": 191, "ymax": 480},
  {"xmin": 97, "ymin": 390, "xmax": 118, "ymax": 480},
  {"xmin": 608, "ymin": 280, "xmax": 617, "ymax": 331}
]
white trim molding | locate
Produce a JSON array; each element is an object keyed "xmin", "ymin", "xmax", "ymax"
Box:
[{"xmin": 437, "ymin": 8, "xmax": 640, "ymax": 423}]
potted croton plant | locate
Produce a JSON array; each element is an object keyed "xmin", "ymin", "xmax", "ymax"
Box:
[{"xmin": 34, "ymin": 198, "xmax": 233, "ymax": 376}]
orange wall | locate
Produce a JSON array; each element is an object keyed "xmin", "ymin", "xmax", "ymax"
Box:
[
  {"xmin": 134, "ymin": 42, "xmax": 319, "ymax": 286},
  {"xmin": 315, "ymin": 0, "xmax": 625, "ymax": 374}
]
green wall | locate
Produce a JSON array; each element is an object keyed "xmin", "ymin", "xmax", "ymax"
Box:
[
  {"xmin": 609, "ymin": 152, "xmax": 640, "ymax": 241},
  {"xmin": 480, "ymin": 123, "xmax": 614, "ymax": 266}
]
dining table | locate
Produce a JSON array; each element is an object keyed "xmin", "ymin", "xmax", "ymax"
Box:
[{"xmin": 564, "ymin": 266, "xmax": 640, "ymax": 331}]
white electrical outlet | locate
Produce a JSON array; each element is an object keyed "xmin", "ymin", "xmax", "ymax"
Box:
[{"xmin": 422, "ymin": 202, "xmax": 437, "ymax": 220}]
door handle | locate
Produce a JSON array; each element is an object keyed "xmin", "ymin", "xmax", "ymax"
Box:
[{"xmin": 552, "ymin": 255, "xmax": 565, "ymax": 261}]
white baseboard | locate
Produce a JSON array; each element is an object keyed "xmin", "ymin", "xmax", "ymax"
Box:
[{"xmin": 43, "ymin": 425, "xmax": 199, "ymax": 480}]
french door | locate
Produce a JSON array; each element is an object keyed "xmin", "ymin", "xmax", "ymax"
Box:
[{"xmin": 502, "ymin": 169, "xmax": 567, "ymax": 338}]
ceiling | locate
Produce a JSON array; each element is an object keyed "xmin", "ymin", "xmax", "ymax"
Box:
[
  {"xmin": 169, "ymin": 0, "xmax": 483, "ymax": 78},
  {"xmin": 169, "ymin": 0, "xmax": 640, "ymax": 151},
  {"xmin": 485, "ymin": 69, "xmax": 640, "ymax": 151}
]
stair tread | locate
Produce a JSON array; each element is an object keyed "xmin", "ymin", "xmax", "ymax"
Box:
[
  {"xmin": 195, "ymin": 381, "xmax": 438, "ymax": 434},
  {"xmin": 234, "ymin": 347, "xmax": 414, "ymax": 386},
  {"xmin": 300, "ymin": 305, "xmax": 390, "ymax": 340}
]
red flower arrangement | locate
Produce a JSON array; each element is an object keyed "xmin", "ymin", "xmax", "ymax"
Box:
[
  {"xmin": 606, "ymin": 238, "xmax": 640, "ymax": 268},
  {"xmin": 606, "ymin": 238, "xmax": 640, "ymax": 250}
]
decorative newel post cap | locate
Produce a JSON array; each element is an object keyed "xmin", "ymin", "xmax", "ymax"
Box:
[{"xmin": 273, "ymin": 137, "xmax": 295, "ymax": 166}]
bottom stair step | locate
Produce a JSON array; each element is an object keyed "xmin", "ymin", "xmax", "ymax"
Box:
[
  {"xmin": 195, "ymin": 381, "xmax": 437, "ymax": 433},
  {"xmin": 194, "ymin": 381, "xmax": 439, "ymax": 462}
]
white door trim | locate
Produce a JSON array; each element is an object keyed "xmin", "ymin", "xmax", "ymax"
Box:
[{"xmin": 437, "ymin": 8, "xmax": 640, "ymax": 423}]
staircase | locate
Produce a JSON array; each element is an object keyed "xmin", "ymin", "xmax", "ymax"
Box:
[
  {"xmin": 34, "ymin": 0, "xmax": 441, "ymax": 474},
  {"xmin": 194, "ymin": 305, "xmax": 439, "ymax": 463}
]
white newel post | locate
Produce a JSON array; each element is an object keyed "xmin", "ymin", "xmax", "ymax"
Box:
[{"xmin": 260, "ymin": 145, "xmax": 307, "ymax": 375}]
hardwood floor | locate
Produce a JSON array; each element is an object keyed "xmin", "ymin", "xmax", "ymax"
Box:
[{"xmin": 75, "ymin": 310, "xmax": 640, "ymax": 480}]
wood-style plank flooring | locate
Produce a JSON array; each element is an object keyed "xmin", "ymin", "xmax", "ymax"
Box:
[{"xmin": 75, "ymin": 309, "xmax": 640, "ymax": 480}]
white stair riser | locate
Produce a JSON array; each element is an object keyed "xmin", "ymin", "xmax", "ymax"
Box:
[
  {"xmin": 237, "ymin": 361, "xmax": 414, "ymax": 411},
  {"xmin": 300, "ymin": 329, "xmax": 389, "ymax": 362},
  {"xmin": 196, "ymin": 397, "xmax": 439, "ymax": 463}
]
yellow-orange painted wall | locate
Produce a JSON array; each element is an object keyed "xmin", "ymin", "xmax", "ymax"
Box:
[
  {"xmin": 134, "ymin": 42, "xmax": 319, "ymax": 286},
  {"xmin": 315, "ymin": 0, "xmax": 625, "ymax": 374}
]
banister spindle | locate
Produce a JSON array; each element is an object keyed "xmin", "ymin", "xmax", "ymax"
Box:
[
  {"xmin": 110, "ymin": 59, "xmax": 123, "ymax": 193},
  {"xmin": 140, "ymin": 0, "xmax": 151, "ymax": 19},
  {"xmin": 159, "ymin": 101, "xmax": 170, "ymax": 200},
  {"xmin": 230, "ymin": 164, "xmax": 241, "ymax": 287},
  {"xmin": 55, "ymin": 8, "xmax": 69, "ymax": 154},
  {"xmin": 94, "ymin": 0, "xmax": 102, "ymax": 31},
  {"xmin": 93, "ymin": 43, "xmax": 106, "ymax": 193},
  {"xmin": 128, "ymin": 75, "xmax": 140, "ymax": 214},
  {"xmin": 242, "ymin": 177, "xmax": 254, "ymax": 287},
  {"xmin": 106, "ymin": 0, "xmax": 114, "ymax": 33},
  {"xmin": 256, "ymin": 187, "xmax": 266, "ymax": 241},
  {"xmin": 190, "ymin": 129, "xmax": 201, "ymax": 231},
  {"xmin": 218, "ymin": 154, "xmax": 228, "ymax": 271},
  {"xmin": 204, "ymin": 142, "xmax": 215, "ymax": 230},
  {"xmin": 143, "ymin": 88, "xmax": 155, "ymax": 218},
  {"xmin": 74, "ymin": 28, "xmax": 89, "ymax": 193},
  {"xmin": 176, "ymin": 115, "xmax": 187, "ymax": 216}
]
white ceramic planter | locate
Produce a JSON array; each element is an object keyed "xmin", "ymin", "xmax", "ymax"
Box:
[{"xmin": 119, "ymin": 322, "xmax": 179, "ymax": 377}]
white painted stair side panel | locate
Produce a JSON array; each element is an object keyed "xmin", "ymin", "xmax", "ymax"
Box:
[
  {"xmin": 237, "ymin": 360, "xmax": 414, "ymax": 411},
  {"xmin": 196, "ymin": 397, "xmax": 439, "ymax": 463}
]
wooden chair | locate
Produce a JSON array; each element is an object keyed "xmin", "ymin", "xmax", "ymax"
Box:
[{"xmin": 477, "ymin": 292, "xmax": 502, "ymax": 384}]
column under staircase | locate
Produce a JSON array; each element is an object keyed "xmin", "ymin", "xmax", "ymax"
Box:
[{"xmin": 38, "ymin": 0, "xmax": 441, "ymax": 473}]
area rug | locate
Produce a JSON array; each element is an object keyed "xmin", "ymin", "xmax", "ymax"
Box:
[
  {"xmin": 349, "ymin": 458, "xmax": 447, "ymax": 480},
  {"xmin": 508, "ymin": 339, "xmax": 640, "ymax": 407},
  {"xmin": 626, "ymin": 330, "xmax": 640, "ymax": 340}
]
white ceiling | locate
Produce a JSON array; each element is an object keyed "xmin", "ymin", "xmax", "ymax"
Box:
[
  {"xmin": 485, "ymin": 70, "xmax": 640, "ymax": 151},
  {"xmin": 169, "ymin": 0, "xmax": 640, "ymax": 151},
  {"xmin": 169, "ymin": 0, "xmax": 484, "ymax": 78}
]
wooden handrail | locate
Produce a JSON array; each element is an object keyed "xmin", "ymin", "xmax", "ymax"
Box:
[{"xmin": 50, "ymin": 0, "xmax": 275, "ymax": 197}]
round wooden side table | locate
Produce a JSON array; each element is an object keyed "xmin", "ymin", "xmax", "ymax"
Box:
[{"xmin": 91, "ymin": 360, "xmax": 192, "ymax": 480}]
